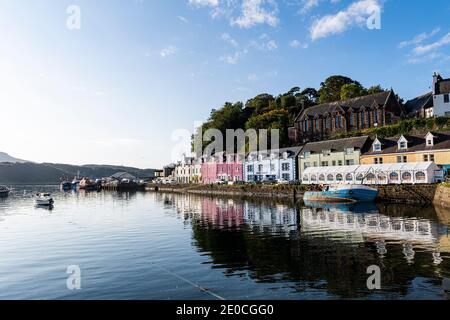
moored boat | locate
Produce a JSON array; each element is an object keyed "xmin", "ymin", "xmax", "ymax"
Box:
[
  {"xmin": 35, "ymin": 193, "xmax": 54, "ymax": 206},
  {"xmin": 0, "ymin": 185, "xmax": 11, "ymax": 198},
  {"xmin": 60, "ymin": 181, "xmax": 72, "ymax": 191},
  {"xmin": 79, "ymin": 178, "xmax": 97, "ymax": 191},
  {"xmin": 303, "ymin": 184, "xmax": 378, "ymax": 203}
]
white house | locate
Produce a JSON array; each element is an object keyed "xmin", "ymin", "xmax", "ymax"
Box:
[
  {"xmin": 244, "ymin": 147, "xmax": 302, "ymax": 183},
  {"xmin": 432, "ymin": 73, "xmax": 450, "ymax": 117}
]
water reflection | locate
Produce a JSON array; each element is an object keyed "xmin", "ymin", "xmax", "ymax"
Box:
[{"xmin": 156, "ymin": 193, "xmax": 450, "ymax": 299}]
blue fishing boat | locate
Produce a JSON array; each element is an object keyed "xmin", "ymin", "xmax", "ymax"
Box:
[{"xmin": 303, "ymin": 185, "xmax": 378, "ymax": 203}]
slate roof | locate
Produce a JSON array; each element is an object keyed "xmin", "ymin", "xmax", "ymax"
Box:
[
  {"xmin": 404, "ymin": 92, "xmax": 433, "ymax": 116},
  {"xmin": 247, "ymin": 146, "xmax": 303, "ymax": 159},
  {"xmin": 301, "ymin": 136, "xmax": 371, "ymax": 154},
  {"xmin": 363, "ymin": 132, "xmax": 450, "ymax": 156},
  {"xmin": 110, "ymin": 172, "xmax": 137, "ymax": 180},
  {"xmin": 297, "ymin": 91, "xmax": 392, "ymax": 120}
]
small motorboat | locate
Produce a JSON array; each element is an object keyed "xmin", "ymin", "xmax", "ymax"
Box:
[
  {"xmin": 60, "ymin": 181, "xmax": 72, "ymax": 191},
  {"xmin": 303, "ymin": 184, "xmax": 379, "ymax": 203},
  {"xmin": 0, "ymin": 185, "xmax": 11, "ymax": 198},
  {"xmin": 35, "ymin": 193, "xmax": 54, "ymax": 206}
]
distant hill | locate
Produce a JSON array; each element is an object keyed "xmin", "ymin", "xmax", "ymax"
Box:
[
  {"xmin": 0, "ymin": 152, "xmax": 28, "ymax": 163},
  {"xmin": 0, "ymin": 162, "xmax": 156, "ymax": 184}
]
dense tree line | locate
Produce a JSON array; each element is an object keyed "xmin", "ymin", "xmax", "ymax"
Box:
[{"xmin": 193, "ymin": 75, "xmax": 388, "ymax": 152}]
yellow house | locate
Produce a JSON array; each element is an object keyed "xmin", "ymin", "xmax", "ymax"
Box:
[{"xmin": 360, "ymin": 132, "xmax": 450, "ymax": 175}]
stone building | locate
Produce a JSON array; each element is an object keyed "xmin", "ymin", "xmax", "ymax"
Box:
[{"xmin": 288, "ymin": 90, "xmax": 404, "ymax": 144}]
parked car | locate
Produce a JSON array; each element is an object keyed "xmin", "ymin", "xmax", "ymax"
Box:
[
  {"xmin": 276, "ymin": 179, "xmax": 289, "ymax": 185},
  {"xmin": 217, "ymin": 180, "xmax": 227, "ymax": 185}
]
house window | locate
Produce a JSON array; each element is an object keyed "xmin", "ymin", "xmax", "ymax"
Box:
[
  {"xmin": 304, "ymin": 151, "xmax": 311, "ymax": 158},
  {"xmin": 323, "ymin": 150, "xmax": 331, "ymax": 157},
  {"xmin": 361, "ymin": 113, "xmax": 365, "ymax": 128},
  {"xmin": 374, "ymin": 158, "xmax": 383, "ymax": 164},
  {"xmin": 374, "ymin": 110, "xmax": 378, "ymax": 124},
  {"xmin": 321, "ymin": 161, "xmax": 329, "ymax": 167},
  {"xmin": 304, "ymin": 162, "xmax": 310, "ymax": 169},
  {"xmin": 258, "ymin": 164, "xmax": 263, "ymax": 172},
  {"xmin": 427, "ymin": 139, "xmax": 433, "ymax": 146},
  {"xmin": 424, "ymin": 154, "xmax": 435, "ymax": 162},
  {"xmin": 346, "ymin": 159, "xmax": 355, "ymax": 166},
  {"xmin": 349, "ymin": 115, "xmax": 354, "ymax": 127},
  {"xmin": 373, "ymin": 143, "xmax": 381, "ymax": 152},
  {"xmin": 332, "ymin": 161, "xmax": 336, "ymax": 166},
  {"xmin": 270, "ymin": 164, "xmax": 275, "ymax": 171},
  {"xmin": 282, "ymin": 173, "xmax": 290, "ymax": 181},
  {"xmin": 281, "ymin": 163, "xmax": 290, "ymax": 171},
  {"xmin": 397, "ymin": 156, "xmax": 407, "ymax": 163},
  {"xmin": 445, "ymin": 94, "xmax": 449, "ymax": 103},
  {"xmin": 346, "ymin": 148, "xmax": 354, "ymax": 155},
  {"xmin": 338, "ymin": 160, "xmax": 343, "ymax": 166},
  {"xmin": 399, "ymin": 141, "xmax": 407, "ymax": 150}
]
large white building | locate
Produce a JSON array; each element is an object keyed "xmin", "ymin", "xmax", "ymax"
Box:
[
  {"xmin": 405, "ymin": 73, "xmax": 450, "ymax": 118},
  {"xmin": 244, "ymin": 147, "xmax": 302, "ymax": 183},
  {"xmin": 432, "ymin": 73, "xmax": 450, "ymax": 117}
]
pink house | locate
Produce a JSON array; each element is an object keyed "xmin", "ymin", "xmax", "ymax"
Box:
[{"xmin": 201, "ymin": 153, "xmax": 244, "ymax": 184}]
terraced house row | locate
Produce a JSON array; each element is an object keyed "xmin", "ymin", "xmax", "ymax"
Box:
[
  {"xmin": 171, "ymin": 130, "xmax": 450, "ymax": 185},
  {"xmin": 170, "ymin": 73, "xmax": 450, "ymax": 185}
]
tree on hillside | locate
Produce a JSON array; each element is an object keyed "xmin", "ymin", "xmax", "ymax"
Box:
[
  {"xmin": 340, "ymin": 83, "xmax": 367, "ymax": 100},
  {"xmin": 318, "ymin": 76, "xmax": 361, "ymax": 104},
  {"xmin": 297, "ymin": 88, "xmax": 319, "ymax": 107},
  {"xmin": 367, "ymin": 85, "xmax": 385, "ymax": 95},
  {"xmin": 245, "ymin": 94, "xmax": 274, "ymax": 114},
  {"xmin": 245, "ymin": 109, "xmax": 291, "ymax": 148}
]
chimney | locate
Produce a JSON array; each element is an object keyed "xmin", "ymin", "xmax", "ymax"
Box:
[{"xmin": 433, "ymin": 72, "xmax": 441, "ymax": 95}]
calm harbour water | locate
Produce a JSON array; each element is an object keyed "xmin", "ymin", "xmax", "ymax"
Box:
[{"xmin": 0, "ymin": 185, "xmax": 449, "ymax": 300}]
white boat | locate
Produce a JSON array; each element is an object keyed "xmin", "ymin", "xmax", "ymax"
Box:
[{"xmin": 35, "ymin": 193, "xmax": 54, "ymax": 206}]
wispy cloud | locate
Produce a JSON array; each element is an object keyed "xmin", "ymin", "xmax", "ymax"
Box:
[
  {"xmin": 309, "ymin": 0, "xmax": 382, "ymax": 41},
  {"xmin": 290, "ymin": 39, "xmax": 309, "ymax": 49},
  {"xmin": 220, "ymin": 49, "xmax": 248, "ymax": 64},
  {"xmin": 250, "ymin": 33, "xmax": 278, "ymax": 51},
  {"xmin": 188, "ymin": 0, "xmax": 279, "ymax": 28},
  {"xmin": 413, "ymin": 32, "xmax": 450, "ymax": 55},
  {"xmin": 231, "ymin": 0, "xmax": 279, "ymax": 28},
  {"xmin": 177, "ymin": 16, "xmax": 189, "ymax": 23},
  {"xmin": 188, "ymin": 0, "xmax": 219, "ymax": 7},
  {"xmin": 160, "ymin": 46, "xmax": 177, "ymax": 58},
  {"xmin": 398, "ymin": 28, "xmax": 440, "ymax": 49},
  {"xmin": 221, "ymin": 33, "xmax": 239, "ymax": 47}
]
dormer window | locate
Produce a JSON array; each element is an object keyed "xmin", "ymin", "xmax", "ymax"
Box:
[
  {"xmin": 283, "ymin": 152, "xmax": 288, "ymax": 160},
  {"xmin": 304, "ymin": 151, "xmax": 311, "ymax": 158},
  {"xmin": 323, "ymin": 149, "xmax": 331, "ymax": 157},
  {"xmin": 398, "ymin": 136, "xmax": 408, "ymax": 150},
  {"xmin": 425, "ymin": 132, "xmax": 436, "ymax": 146},
  {"xmin": 373, "ymin": 138, "xmax": 382, "ymax": 152}
]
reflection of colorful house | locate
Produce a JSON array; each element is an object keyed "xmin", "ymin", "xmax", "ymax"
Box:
[
  {"xmin": 201, "ymin": 153, "xmax": 244, "ymax": 184},
  {"xmin": 360, "ymin": 131, "xmax": 450, "ymax": 175}
]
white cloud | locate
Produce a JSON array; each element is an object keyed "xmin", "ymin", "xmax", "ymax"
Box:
[
  {"xmin": 300, "ymin": 0, "xmax": 320, "ymax": 14},
  {"xmin": 413, "ymin": 32, "xmax": 450, "ymax": 55},
  {"xmin": 160, "ymin": 46, "xmax": 177, "ymax": 58},
  {"xmin": 232, "ymin": 0, "xmax": 279, "ymax": 28},
  {"xmin": 266, "ymin": 39, "xmax": 278, "ymax": 50},
  {"xmin": 310, "ymin": 0, "xmax": 382, "ymax": 41},
  {"xmin": 221, "ymin": 33, "xmax": 239, "ymax": 47},
  {"xmin": 220, "ymin": 49, "xmax": 248, "ymax": 64},
  {"xmin": 177, "ymin": 16, "xmax": 189, "ymax": 23},
  {"xmin": 290, "ymin": 39, "xmax": 308, "ymax": 49},
  {"xmin": 398, "ymin": 28, "xmax": 440, "ymax": 49},
  {"xmin": 250, "ymin": 33, "xmax": 278, "ymax": 51},
  {"xmin": 188, "ymin": 0, "xmax": 219, "ymax": 7}
]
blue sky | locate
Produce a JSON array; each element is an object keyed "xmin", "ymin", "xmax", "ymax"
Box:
[{"xmin": 0, "ymin": 0, "xmax": 450, "ymax": 168}]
